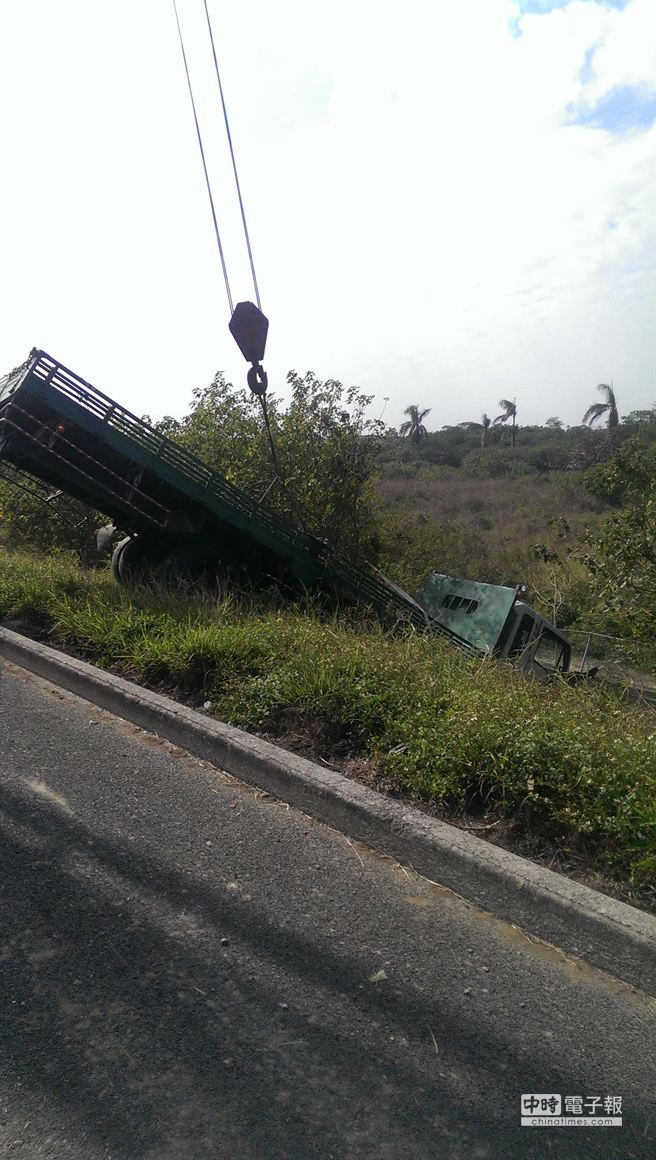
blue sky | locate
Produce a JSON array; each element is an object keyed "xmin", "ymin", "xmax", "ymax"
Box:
[
  {"xmin": 571, "ymin": 83, "xmax": 656, "ymax": 132},
  {"xmin": 0, "ymin": 0, "xmax": 653, "ymax": 428},
  {"xmin": 515, "ymin": 0, "xmax": 655, "ymax": 134}
]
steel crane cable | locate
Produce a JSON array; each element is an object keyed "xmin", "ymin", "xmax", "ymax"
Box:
[
  {"xmin": 172, "ymin": 0, "xmax": 265, "ymax": 321},
  {"xmin": 172, "ymin": 1, "xmax": 281, "ymax": 485},
  {"xmin": 202, "ymin": 0, "xmax": 262, "ymax": 312},
  {"xmin": 172, "ymin": 0, "xmax": 234, "ymax": 315}
]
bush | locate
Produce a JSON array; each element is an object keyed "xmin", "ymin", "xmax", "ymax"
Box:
[
  {"xmin": 0, "ymin": 548, "xmax": 653, "ymax": 887},
  {"xmin": 171, "ymin": 370, "xmax": 383, "ymax": 562},
  {"xmin": 376, "ymin": 508, "xmax": 468, "ymax": 593},
  {"xmin": 0, "ymin": 476, "xmax": 103, "ymax": 563},
  {"xmin": 526, "ymin": 445, "xmax": 571, "ymax": 474},
  {"xmin": 581, "ymin": 441, "xmax": 656, "ymax": 642},
  {"xmin": 460, "ymin": 448, "xmax": 537, "ymax": 478}
]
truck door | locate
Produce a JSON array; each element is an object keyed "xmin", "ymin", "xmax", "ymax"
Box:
[{"xmin": 528, "ymin": 627, "xmax": 571, "ymax": 680}]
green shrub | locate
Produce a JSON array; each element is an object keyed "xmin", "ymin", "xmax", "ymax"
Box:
[
  {"xmin": 0, "ymin": 477, "xmax": 102, "ymax": 562},
  {"xmin": 170, "ymin": 370, "xmax": 383, "ymax": 562}
]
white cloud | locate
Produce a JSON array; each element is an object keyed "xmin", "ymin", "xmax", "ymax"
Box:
[
  {"xmin": 582, "ymin": 0, "xmax": 655, "ymax": 102},
  {"xmin": 0, "ymin": 0, "xmax": 653, "ymax": 429}
]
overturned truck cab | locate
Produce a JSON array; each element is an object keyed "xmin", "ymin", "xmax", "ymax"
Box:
[{"xmin": 416, "ymin": 573, "xmax": 572, "ymax": 681}]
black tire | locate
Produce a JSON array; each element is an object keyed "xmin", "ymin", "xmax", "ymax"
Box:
[
  {"xmin": 160, "ymin": 539, "xmax": 224, "ymax": 586},
  {"xmin": 110, "ymin": 537, "xmax": 131, "ymax": 584},
  {"xmin": 111, "ymin": 536, "xmax": 164, "ymax": 586}
]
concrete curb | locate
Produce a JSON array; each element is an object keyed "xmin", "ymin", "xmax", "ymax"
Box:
[{"xmin": 1, "ymin": 625, "xmax": 654, "ymax": 994}]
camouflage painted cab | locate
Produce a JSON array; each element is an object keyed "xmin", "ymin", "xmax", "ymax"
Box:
[{"xmin": 416, "ymin": 572, "xmax": 572, "ymax": 680}]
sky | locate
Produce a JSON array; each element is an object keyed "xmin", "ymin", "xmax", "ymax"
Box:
[{"xmin": 0, "ymin": 0, "xmax": 654, "ymax": 431}]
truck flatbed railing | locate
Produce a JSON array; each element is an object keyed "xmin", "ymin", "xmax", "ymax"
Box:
[
  {"xmin": 0, "ymin": 349, "xmax": 476, "ymax": 653},
  {"xmin": 21, "ymin": 351, "xmax": 319, "ymax": 551}
]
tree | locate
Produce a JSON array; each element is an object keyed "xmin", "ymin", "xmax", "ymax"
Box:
[
  {"xmin": 169, "ymin": 370, "xmax": 383, "ymax": 562},
  {"xmin": 583, "ymin": 440, "xmax": 656, "ymax": 639},
  {"xmin": 623, "ymin": 408, "xmax": 656, "ymax": 427},
  {"xmin": 569, "ymin": 430, "xmax": 613, "ymax": 470},
  {"xmin": 399, "ymin": 404, "xmax": 431, "ymax": 445},
  {"xmin": 582, "ymin": 383, "xmax": 619, "ymax": 429},
  {"xmin": 545, "ymin": 416, "xmax": 563, "ymax": 429},
  {"xmin": 493, "ymin": 398, "xmax": 517, "ymax": 447},
  {"xmin": 458, "ymin": 413, "xmax": 492, "ymax": 446}
]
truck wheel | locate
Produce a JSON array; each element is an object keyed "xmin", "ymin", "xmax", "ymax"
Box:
[
  {"xmin": 111, "ymin": 536, "xmax": 163, "ymax": 585},
  {"xmin": 111, "ymin": 537, "xmax": 131, "ymax": 584},
  {"xmin": 161, "ymin": 539, "xmax": 224, "ymax": 585}
]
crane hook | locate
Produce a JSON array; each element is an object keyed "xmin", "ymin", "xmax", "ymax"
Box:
[
  {"xmin": 247, "ymin": 363, "xmax": 268, "ymax": 395},
  {"xmin": 229, "ymin": 301, "xmax": 269, "ymax": 396}
]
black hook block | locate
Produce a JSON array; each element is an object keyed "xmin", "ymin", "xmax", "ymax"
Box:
[{"xmin": 229, "ymin": 301, "xmax": 269, "ymax": 364}]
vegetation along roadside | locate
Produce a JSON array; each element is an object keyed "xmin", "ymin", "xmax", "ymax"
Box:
[
  {"xmin": 0, "ymin": 371, "xmax": 654, "ymax": 908},
  {"xmin": 0, "ymin": 548, "xmax": 653, "ymax": 912}
]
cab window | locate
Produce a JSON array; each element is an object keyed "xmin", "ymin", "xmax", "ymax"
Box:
[
  {"xmin": 509, "ymin": 613, "xmax": 535, "ymax": 657},
  {"xmin": 533, "ymin": 629, "xmax": 568, "ymax": 672}
]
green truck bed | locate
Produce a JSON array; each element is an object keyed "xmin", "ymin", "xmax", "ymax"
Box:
[{"xmin": 0, "ymin": 349, "xmax": 476, "ymax": 651}]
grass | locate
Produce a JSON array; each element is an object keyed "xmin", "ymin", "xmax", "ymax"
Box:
[
  {"xmin": 377, "ymin": 471, "xmax": 607, "ymax": 591},
  {"xmin": 376, "ymin": 469, "xmax": 656, "ymax": 673},
  {"xmin": 0, "ymin": 548, "xmax": 654, "ymax": 901}
]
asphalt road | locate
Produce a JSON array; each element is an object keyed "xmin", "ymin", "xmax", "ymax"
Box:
[{"xmin": 0, "ymin": 659, "xmax": 653, "ymax": 1160}]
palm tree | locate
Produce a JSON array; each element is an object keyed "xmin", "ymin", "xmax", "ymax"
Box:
[
  {"xmin": 400, "ymin": 404, "xmax": 431, "ymax": 445},
  {"xmin": 582, "ymin": 383, "xmax": 619, "ymax": 429},
  {"xmin": 480, "ymin": 412, "xmax": 491, "ymax": 447},
  {"xmin": 493, "ymin": 398, "xmax": 517, "ymax": 447},
  {"xmin": 458, "ymin": 413, "xmax": 492, "ymax": 446}
]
